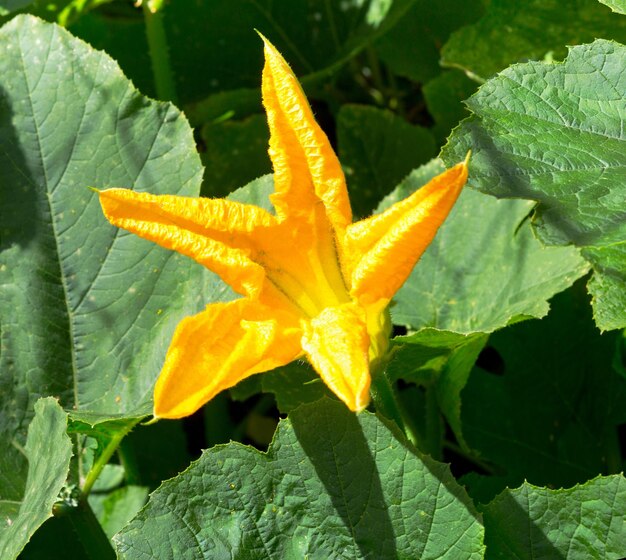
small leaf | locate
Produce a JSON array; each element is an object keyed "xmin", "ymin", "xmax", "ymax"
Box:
[
  {"xmin": 389, "ymin": 329, "xmax": 488, "ymax": 449},
  {"xmin": 0, "ymin": 398, "xmax": 72, "ymax": 560},
  {"xmin": 482, "ymin": 475, "xmax": 626, "ymax": 559},
  {"xmin": 114, "ymin": 399, "xmax": 485, "ymax": 559},
  {"xmin": 385, "ymin": 160, "xmax": 588, "ymax": 334},
  {"xmin": 89, "ymin": 486, "xmax": 149, "ymax": 539},
  {"xmin": 442, "ymin": 39, "xmax": 626, "ymax": 330}
]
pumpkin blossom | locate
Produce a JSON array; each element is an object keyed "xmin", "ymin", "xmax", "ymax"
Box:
[{"xmin": 97, "ymin": 37, "xmax": 469, "ymax": 419}]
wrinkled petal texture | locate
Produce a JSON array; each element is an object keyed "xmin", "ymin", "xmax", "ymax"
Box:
[
  {"xmin": 301, "ymin": 303, "xmax": 371, "ymax": 412},
  {"xmin": 342, "ymin": 162, "xmax": 468, "ymax": 305},
  {"xmin": 97, "ymin": 36, "xmax": 469, "ymax": 420},
  {"xmin": 261, "ymin": 36, "xmax": 352, "ymax": 233},
  {"xmin": 154, "ymin": 299, "xmax": 302, "ymax": 418},
  {"xmin": 99, "ymin": 189, "xmax": 275, "ymax": 298}
]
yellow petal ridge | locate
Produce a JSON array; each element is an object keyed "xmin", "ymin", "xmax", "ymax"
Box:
[
  {"xmin": 343, "ymin": 161, "xmax": 468, "ymax": 304},
  {"xmin": 260, "ymin": 36, "xmax": 352, "ymax": 232},
  {"xmin": 154, "ymin": 299, "xmax": 302, "ymax": 419},
  {"xmin": 98, "ymin": 188, "xmax": 277, "ymax": 298},
  {"xmin": 300, "ymin": 303, "xmax": 371, "ymax": 412}
]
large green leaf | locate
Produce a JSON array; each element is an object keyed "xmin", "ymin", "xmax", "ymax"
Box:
[
  {"xmin": 461, "ymin": 285, "xmax": 626, "ymax": 498},
  {"xmin": 115, "ymin": 399, "xmax": 485, "ymax": 559},
  {"xmin": 482, "ymin": 475, "xmax": 626, "ymax": 559},
  {"xmin": 0, "ymin": 398, "xmax": 72, "ymax": 560},
  {"xmin": 337, "ymin": 104, "xmax": 436, "ymax": 218},
  {"xmin": 384, "ymin": 160, "xmax": 588, "ymax": 334},
  {"xmin": 441, "ymin": 0, "xmax": 626, "ymax": 80},
  {"xmin": 442, "ymin": 40, "xmax": 626, "ymax": 330},
  {"xmin": 0, "ymin": 15, "xmax": 219, "ymax": 437}
]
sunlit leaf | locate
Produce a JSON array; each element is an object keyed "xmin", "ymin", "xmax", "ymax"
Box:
[
  {"xmin": 115, "ymin": 399, "xmax": 485, "ymax": 559},
  {"xmin": 442, "ymin": 39, "xmax": 626, "ymax": 329},
  {"xmin": 482, "ymin": 475, "xmax": 626, "ymax": 559}
]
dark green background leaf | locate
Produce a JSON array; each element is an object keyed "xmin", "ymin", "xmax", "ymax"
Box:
[
  {"xmin": 163, "ymin": 0, "xmax": 418, "ymax": 105},
  {"xmin": 441, "ymin": 0, "xmax": 626, "ymax": 80},
  {"xmin": 374, "ymin": 0, "xmax": 486, "ymax": 83},
  {"xmin": 338, "ymin": 104, "xmax": 436, "ymax": 217},
  {"xmin": 461, "ymin": 285, "xmax": 626, "ymax": 500},
  {"xmin": 115, "ymin": 399, "xmax": 485, "ymax": 559},
  {"xmin": 442, "ymin": 39, "xmax": 626, "ymax": 330}
]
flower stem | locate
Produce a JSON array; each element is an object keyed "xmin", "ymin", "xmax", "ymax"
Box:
[
  {"xmin": 370, "ymin": 368, "xmax": 419, "ymax": 447},
  {"xmin": 52, "ymin": 499, "xmax": 116, "ymax": 559},
  {"xmin": 143, "ymin": 0, "xmax": 178, "ymax": 104},
  {"xmin": 80, "ymin": 421, "xmax": 139, "ymax": 500},
  {"xmin": 424, "ymin": 384, "xmax": 443, "ymax": 460}
]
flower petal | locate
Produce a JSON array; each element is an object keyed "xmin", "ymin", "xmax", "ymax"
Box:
[
  {"xmin": 261, "ymin": 36, "xmax": 352, "ymax": 232},
  {"xmin": 343, "ymin": 160, "xmax": 468, "ymax": 304},
  {"xmin": 98, "ymin": 189, "xmax": 276, "ymax": 298},
  {"xmin": 154, "ymin": 299, "xmax": 302, "ymax": 419},
  {"xmin": 301, "ymin": 303, "xmax": 371, "ymax": 412}
]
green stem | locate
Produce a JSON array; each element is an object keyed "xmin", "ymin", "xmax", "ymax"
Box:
[
  {"xmin": 370, "ymin": 369, "xmax": 419, "ymax": 447},
  {"xmin": 443, "ymin": 440, "xmax": 496, "ymax": 475},
  {"xmin": 424, "ymin": 385, "xmax": 443, "ymax": 460},
  {"xmin": 52, "ymin": 500, "xmax": 116, "ymax": 560},
  {"xmin": 143, "ymin": 0, "xmax": 178, "ymax": 104},
  {"xmin": 80, "ymin": 421, "xmax": 138, "ymax": 500}
]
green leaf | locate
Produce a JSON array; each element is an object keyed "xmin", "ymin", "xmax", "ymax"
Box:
[
  {"xmin": 200, "ymin": 114, "xmax": 271, "ymax": 198},
  {"xmin": 441, "ymin": 0, "xmax": 626, "ymax": 80},
  {"xmin": 461, "ymin": 285, "xmax": 626, "ymax": 498},
  {"xmin": 114, "ymin": 399, "xmax": 485, "ymax": 558},
  {"xmin": 374, "ymin": 0, "xmax": 486, "ymax": 83},
  {"xmin": 0, "ymin": 398, "xmax": 72, "ymax": 560},
  {"xmin": 0, "ymin": 15, "xmax": 217, "ymax": 437},
  {"xmin": 482, "ymin": 475, "xmax": 626, "ymax": 559},
  {"xmin": 384, "ymin": 160, "xmax": 588, "ymax": 334},
  {"xmin": 337, "ymin": 104, "xmax": 436, "ymax": 217},
  {"xmin": 598, "ymin": 0, "xmax": 626, "ymax": 14},
  {"xmin": 442, "ymin": 39, "xmax": 626, "ymax": 330},
  {"xmin": 389, "ymin": 330, "xmax": 488, "ymax": 450},
  {"xmin": 89, "ymin": 485, "xmax": 149, "ymax": 539}
]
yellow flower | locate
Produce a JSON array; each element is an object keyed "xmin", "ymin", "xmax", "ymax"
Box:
[{"xmin": 98, "ymin": 37, "xmax": 468, "ymax": 419}]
